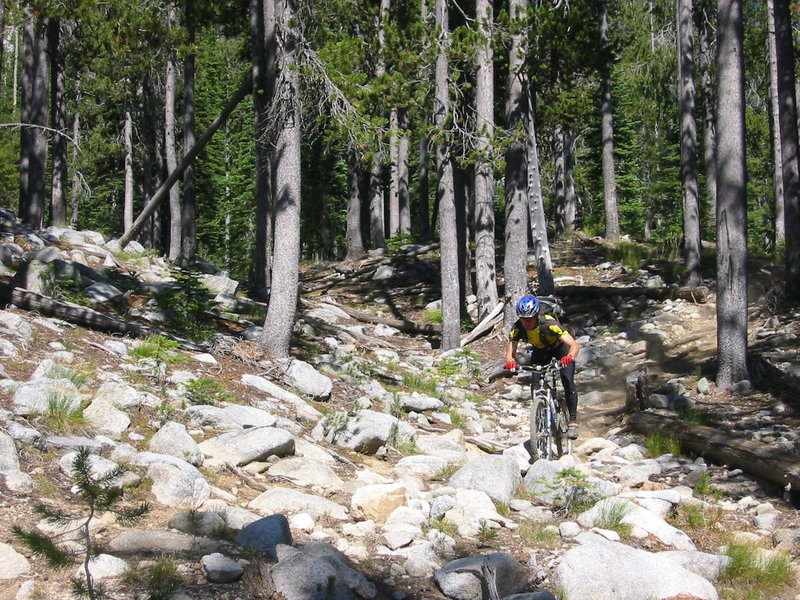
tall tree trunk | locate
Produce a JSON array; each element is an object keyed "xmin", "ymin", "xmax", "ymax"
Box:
[
  {"xmin": 473, "ymin": 0, "xmax": 498, "ymax": 320},
  {"xmin": 767, "ymin": 0, "xmax": 784, "ymax": 246},
  {"xmin": 0, "ymin": 0, "xmax": 5, "ymax": 94},
  {"xmin": 123, "ymin": 92, "xmax": 134, "ymax": 232},
  {"xmin": 398, "ymin": 109, "xmax": 411, "ymax": 234},
  {"xmin": 678, "ymin": 0, "xmax": 702, "ymax": 287},
  {"xmin": 715, "ymin": 0, "xmax": 749, "ymax": 389},
  {"xmin": 418, "ymin": 136, "xmax": 430, "ymax": 240},
  {"xmin": 389, "ymin": 107, "xmax": 399, "ymax": 237},
  {"xmin": 369, "ymin": 0, "xmax": 391, "ymax": 250},
  {"xmin": 19, "ymin": 13, "xmax": 48, "ymax": 229},
  {"xmin": 554, "ymin": 124, "xmax": 566, "ymax": 238},
  {"xmin": 164, "ymin": 20, "xmax": 180, "ymax": 261},
  {"xmin": 258, "ymin": 0, "xmax": 301, "ymax": 359},
  {"xmin": 49, "ymin": 18, "xmax": 67, "ymax": 227},
  {"xmin": 69, "ymin": 77, "xmax": 81, "ymax": 228},
  {"xmin": 527, "ymin": 94, "xmax": 554, "ymax": 296},
  {"xmin": 181, "ymin": 4, "xmax": 197, "ymax": 263},
  {"xmin": 563, "ymin": 128, "xmax": 578, "ymax": 233},
  {"xmin": 435, "ymin": 0, "xmax": 460, "ymax": 350},
  {"xmin": 253, "ymin": 0, "xmax": 275, "ymax": 293},
  {"xmin": 346, "ymin": 147, "xmax": 365, "ymax": 258},
  {"xmin": 771, "ymin": 0, "xmax": 800, "ymax": 301},
  {"xmin": 598, "ymin": 0, "xmax": 620, "ymax": 242},
  {"xmin": 698, "ymin": 3, "xmax": 717, "ymax": 235},
  {"xmin": 503, "ymin": 0, "xmax": 529, "ymax": 328}
]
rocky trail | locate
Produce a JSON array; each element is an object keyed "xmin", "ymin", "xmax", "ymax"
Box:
[{"xmin": 1, "ymin": 218, "xmax": 800, "ymax": 600}]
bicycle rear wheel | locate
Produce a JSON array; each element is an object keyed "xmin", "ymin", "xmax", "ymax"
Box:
[{"xmin": 529, "ymin": 394, "xmax": 550, "ymax": 461}]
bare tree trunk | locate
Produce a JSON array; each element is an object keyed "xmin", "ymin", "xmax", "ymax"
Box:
[
  {"xmin": 69, "ymin": 77, "xmax": 82, "ymax": 227},
  {"xmin": 123, "ymin": 92, "xmax": 134, "ymax": 232},
  {"xmin": 564, "ymin": 129, "xmax": 578, "ymax": 233},
  {"xmin": 165, "ymin": 8, "xmax": 181, "ymax": 261},
  {"xmin": 0, "ymin": 0, "xmax": 5, "ymax": 93},
  {"xmin": 181, "ymin": 4, "xmax": 197, "ymax": 263},
  {"xmin": 19, "ymin": 12, "xmax": 48, "ymax": 229},
  {"xmin": 388, "ymin": 107, "xmax": 399, "ymax": 237},
  {"xmin": 527, "ymin": 94, "xmax": 554, "ymax": 296},
  {"xmin": 554, "ymin": 124, "xmax": 566, "ymax": 238},
  {"xmin": 369, "ymin": 0, "xmax": 391, "ymax": 250},
  {"xmin": 715, "ymin": 0, "xmax": 749, "ymax": 389},
  {"xmin": 418, "ymin": 136, "xmax": 430, "ymax": 240},
  {"xmin": 346, "ymin": 147, "xmax": 365, "ymax": 258},
  {"xmin": 473, "ymin": 0, "xmax": 498, "ymax": 320},
  {"xmin": 598, "ymin": 0, "xmax": 620, "ymax": 242},
  {"xmin": 49, "ymin": 18, "xmax": 67, "ymax": 227},
  {"xmin": 435, "ymin": 0, "xmax": 460, "ymax": 350},
  {"xmin": 503, "ymin": 0, "xmax": 529, "ymax": 328},
  {"xmin": 398, "ymin": 110, "xmax": 411, "ymax": 235},
  {"xmin": 258, "ymin": 0, "xmax": 302, "ymax": 359},
  {"xmin": 767, "ymin": 0, "xmax": 784, "ymax": 245},
  {"xmin": 678, "ymin": 0, "xmax": 702, "ymax": 287},
  {"xmin": 771, "ymin": 0, "xmax": 800, "ymax": 301},
  {"xmin": 698, "ymin": 3, "xmax": 717, "ymax": 234}
]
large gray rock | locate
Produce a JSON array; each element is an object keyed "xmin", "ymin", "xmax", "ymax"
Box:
[
  {"xmin": 201, "ymin": 553, "xmax": 244, "ymax": 583},
  {"xmin": 0, "ymin": 431, "xmax": 33, "ymax": 493},
  {"xmin": 284, "ymin": 359, "xmax": 333, "ymax": 400},
  {"xmin": 267, "ymin": 457, "xmax": 344, "ymax": 490},
  {"xmin": 523, "ymin": 459, "xmax": 617, "ymax": 506},
  {"xmin": 449, "ymin": 455, "xmax": 521, "ymax": 505},
  {"xmin": 0, "ymin": 541, "xmax": 31, "ymax": 579},
  {"xmin": 555, "ymin": 533, "xmax": 717, "ymax": 600},
  {"xmin": 198, "ymin": 426, "xmax": 295, "ymax": 467},
  {"xmin": 248, "ymin": 487, "xmax": 349, "ymax": 520},
  {"xmin": 294, "ymin": 542, "xmax": 377, "ymax": 599},
  {"xmin": 148, "ymin": 421, "xmax": 203, "ymax": 466},
  {"xmin": 59, "ymin": 452, "xmax": 140, "ymax": 488},
  {"xmin": 324, "ymin": 410, "xmax": 416, "ymax": 454},
  {"xmin": 233, "ymin": 514, "xmax": 293, "ymax": 560},
  {"xmin": 398, "ymin": 392, "xmax": 444, "ymax": 412},
  {"xmin": 90, "ymin": 381, "xmax": 153, "ymax": 409},
  {"xmin": 83, "ymin": 398, "xmax": 130, "ymax": 436},
  {"xmin": 74, "ymin": 554, "xmax": 128, "ymax": 581},
  {"xmin": 435, "ymin": 554, "xmax": 528, "ymax": 600},
  {"xmin": 415, "ymin": 430, "xmax": 468, "ymax": 464},
  {"xmin": 11, "ymin": 378, "xmax": 81, "ymax": 416},
  {"xmin": 394, "ymin": 455, "xmax": 450, "ymax": 479},
  {"xmin": 240, "ymin": 374, "xmax": 322, "ymax": 421},
  {"xmin": 658, "ymin": 550, "xmax": 732, "ymax": 582},
  {"xmin": 168, "ymin": 511, "xmax": 227, "ymax": 537},
  {"xmin": 578, "ymin": 497, "xmax": 695, "ymax": 550},
  {"xmin": 133, "ymin": 452, "xmax": 210, "ymax": 509},
  {"xmin": 271, "ymin": 547, "xmax": 353, "ymax": 600},
  {"xmin": 108, "ymin": 530, "xmax": 221, "ymax": 555}
]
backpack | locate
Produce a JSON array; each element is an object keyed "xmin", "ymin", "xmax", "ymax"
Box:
[{"xmin": 537, "ymin": 295, "xmax": 566, "ymax": 322}]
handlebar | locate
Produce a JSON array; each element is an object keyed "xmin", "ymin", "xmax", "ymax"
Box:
[{"xmin": 514, "ymin": 357, "xmax": 563, "ymax": 375}]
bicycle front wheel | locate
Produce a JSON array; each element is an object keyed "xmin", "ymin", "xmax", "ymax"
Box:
[{"xmin": 529, "ymin": 395, "xmax": 550, "ymax": 462}]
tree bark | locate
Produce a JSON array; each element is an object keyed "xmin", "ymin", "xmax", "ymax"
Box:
[
  {"xmin": 598, "ymin": 0, "xmax": 620, "ymax": 243},
  {"xmin": 564, "ymin": 129, "xmax": 578, "ymax": 233},
  {"xmin": 771, "ymin": 0, "xmax": 800, "ymax": 301},
  {"xmin": 767, "ymin": 0, "xmax": 784, "ymax": 246},
  {"xmin": 369, "ymin": 0, "xmax": 391, "ymax": 250},
  {"xmin": 389, "ymin": 107, "xmax": 399, "ymax": 237},
  {"xmin": 554, "ymin": 124, "xmax": 566, "ymax": 238},
  {"xmin": 69, "ymin": 76, "xmax": 82, "ymax": 228},
  {"xmin": 164, "ymin": 11, "xmax": 181, "ymax": 262},
  {"xmin": 435, "ymin": 0, "xmax": 460, "ymax": 350},
  {"xmin": 473, "ymin": 0, "xmax": 498, "ymax": 321},
  {"xmin": 527, "ymin": 93, "xmax": 554, "ymax": 296},
  {"xmin": 49, "ymin": 17, "xmax": 67, "ymax": 227},
  {"xmin": 123, "ymin": 92, "xmax": 134, "ymax": 232},
  {"xmin": 118, "ymin": 74, "xmax": 253, "ymax": 249},
  {"xmin": 503, "ymin": 0, "xmax": 529, "ymax": 328},
  {"xmin": 346, "ymin": 147, "xmax": 365, "ymax": 259},
  {"xmin": 181, "ymin": 3, "xmax": 198, "ymax": 263},
  {"xmin": 398, "ymin": 108, "xmax": 411, "ymax": 235},
  {"xmin": 698, "ymin": 3, "xmax": 717, "ymax": 233},
  {"xmin": 258, "ymin": 0, "xmax": 302, "ymax": 359},
  {"xmin": 715, "ymin": 0, "xmax": 749, "ymax": 389},
  {"xmin": 677, "ymin": 0, "xmax": 702, "ymax": 287},
  {"xmin": 418, "ymin": 136, "xmax": 431, "ymax": 241}
]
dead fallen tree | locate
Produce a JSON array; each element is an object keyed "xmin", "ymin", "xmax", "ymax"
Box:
[
  {"xmin": 0, "ymin": 283, "xmax": 208, "ymax": 352},
  {"xmin": 555, "ymin": 285, "xmax": 710, "ymax": 303},
  {"xmin": 628, "ymin": 411, "xmax": 800, "ymax": 492}
]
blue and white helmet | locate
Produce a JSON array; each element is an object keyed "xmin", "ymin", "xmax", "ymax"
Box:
[{"xmin": 515, "ymin": 295, "xmax": 540, "ymax": 318}]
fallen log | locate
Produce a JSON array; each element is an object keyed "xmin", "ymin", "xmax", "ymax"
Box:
[
  {"xmin": 628, "ymin": 411, "xmax": 800, "ymax": 492},
  {"xmin": 555, "ymin": 285, "xmax": 709, "ymax": 303},
  {"xmin": 0, "ymin": 283, "xmax": 208, "ymax": 352},
  {"xmin": 310, "ymin": 301, "xmax": 442, "ymax": 336},
  {"xmin": 460, "ymin": 301, "xmax": 505, "ymax": 347}
]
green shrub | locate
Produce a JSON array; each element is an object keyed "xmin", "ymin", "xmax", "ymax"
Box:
[
  {"xmin": 643, "ymin": 431, "xmax": 682, "ymax": 458},
  {"xmin": 37, "ymin": 392, "xmax": 86, "ymax": 433},
  {"xmin": 129, "ymin": 336, "xmax": 182, "ymax": 364},
  {"xmin": 150, "ymin": 268, "xmax": 218, "ymax": 341},
  {"xmin": 183, "ymin": 378, "xmax": 234, "ymax": 406},
  {"xmin": 422, "ymin": 307, "xmax": 443, "ymax": 324},
  {"xmin": 719, "ymin": 541, "xmax": 794, "ymax": 600}
]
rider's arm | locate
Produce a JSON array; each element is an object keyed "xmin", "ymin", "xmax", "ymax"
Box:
[
  {"xmin": 505, "ymin": 341, "xmax": 518, "ymax": 363},
  {"xmin": 560, "ymin": 331, "xmax": 580, "ymax": 360}
]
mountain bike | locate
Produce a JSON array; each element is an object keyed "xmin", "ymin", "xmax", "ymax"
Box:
[{"xmin": 517, "ymin": 358, "xmax": 571, "ymax": 462}]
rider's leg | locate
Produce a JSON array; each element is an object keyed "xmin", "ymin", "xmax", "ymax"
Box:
[{"xmin": 558, "ymin": 362, "xmax": 578, "ymax": 420}]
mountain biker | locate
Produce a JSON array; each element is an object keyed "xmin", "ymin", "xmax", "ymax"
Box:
[{"xmin": 504, "ymin": 295, "xmax": 582, "ymax": 439}]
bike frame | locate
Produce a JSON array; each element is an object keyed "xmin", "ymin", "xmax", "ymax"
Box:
[{"xmin": 518, "ymin": 357, "xmax": 571, "ymax": 461}]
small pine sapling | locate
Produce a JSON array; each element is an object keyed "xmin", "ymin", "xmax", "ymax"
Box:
[{"xmin": 12, "ymin": 446, "xmax": 150, "ymax": 600}]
